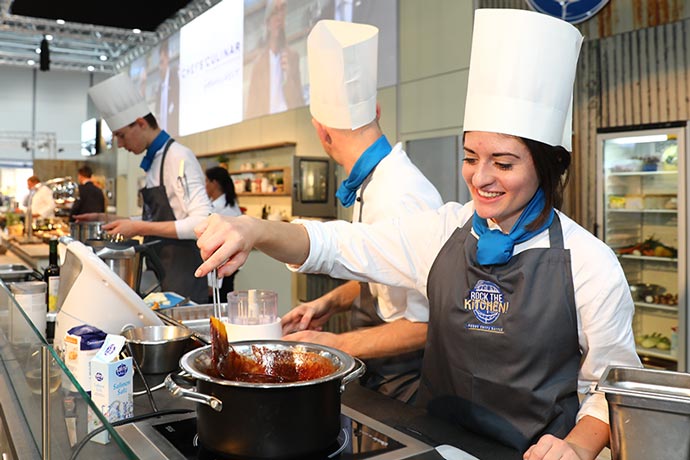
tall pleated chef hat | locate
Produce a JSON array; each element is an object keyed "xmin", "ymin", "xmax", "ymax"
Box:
[
  {"xmin": 88, "ymin": 73, "xmax": 151, "ymax": 131},
  {"xmin": 308, "ymin": 20, "xmax": 378, "ymax": 130},
  {"xmin": 463, "ymin": 9, "xmax": 583, "ymax": 150}
]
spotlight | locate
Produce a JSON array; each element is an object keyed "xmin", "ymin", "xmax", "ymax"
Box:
[{"xmin": 39, "ymin": 37, "xmax": 50, "ymax": 71}]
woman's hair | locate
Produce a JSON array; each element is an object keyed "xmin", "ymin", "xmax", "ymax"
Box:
[
  {"xmin": 205, "ymin": 166, "xmax": 237, "ymax": 207},
  {"xmin": 520, "ymin": 137, "xmax": 571, "ymax": 230}
]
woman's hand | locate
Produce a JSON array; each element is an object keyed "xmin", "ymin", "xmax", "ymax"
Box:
[{"xmin": 523, "ymin": 435, "xmax": 583, "ymax": 460}]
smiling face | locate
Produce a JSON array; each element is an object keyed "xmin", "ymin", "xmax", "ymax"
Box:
[{"xmin": 462, "ymin": 131, "xmax": 540, "ymax": 231}]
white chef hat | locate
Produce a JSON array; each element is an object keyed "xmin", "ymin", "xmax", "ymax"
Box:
[
  {"xmin": 308, "ymin": 19, "xmax": 378, "ymax": 130},
  {"xmin": 463, "ymin": 9, "xmax": 583, "ymax": 150},
  {"xmin": 87, "ymin": 73, "xmax": 151, "ymax": 131}
]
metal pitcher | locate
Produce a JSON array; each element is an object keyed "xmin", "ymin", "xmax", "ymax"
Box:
[{"xmin": 84, "ymin": 239, "xmax": 165, "ymax": 297}]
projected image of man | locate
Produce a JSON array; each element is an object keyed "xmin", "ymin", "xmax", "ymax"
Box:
[{"xmin": 245, "ymin": 0, "xmax": 304, "ymax": 119}]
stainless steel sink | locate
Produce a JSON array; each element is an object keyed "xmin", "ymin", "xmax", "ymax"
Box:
[{"xmin": 0, "ymin": 264, "xmax": 34, "ymax": 281}]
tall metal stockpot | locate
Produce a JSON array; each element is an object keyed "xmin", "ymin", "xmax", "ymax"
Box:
[{"xmin": 165, "ymin": 341, "xmax": 364, "ymax": 459}]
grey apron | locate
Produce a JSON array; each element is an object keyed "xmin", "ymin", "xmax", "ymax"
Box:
[
  {"xmin": 419, "ymin": 215, "xmax": 580, "ymax": 451},
  {"xmin": 140, "ymin": 139, "xmax": 207, "ymax": 304},
  {"xmin": 350, "ymin": 176, "xmax": 425, "ymax": 403}
]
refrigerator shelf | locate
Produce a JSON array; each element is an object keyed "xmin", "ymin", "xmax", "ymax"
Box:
[
  {"xmin": 636, "ymin": 346, "xmax": 678, "ymax": 362},
  {"xmin": 618, "ymin": 254, "xmax": 678, "ymax": 263},
  {"xmin": 607, "ymin": 170, "xmax": 678, "ymax": 177},
  {"xmin": 634, "ymin": 302, "xmax": 679, "ymax": 314},
  {"xmin": 607, "ymin": 209, "xmax": 677, "ymax": 214}
]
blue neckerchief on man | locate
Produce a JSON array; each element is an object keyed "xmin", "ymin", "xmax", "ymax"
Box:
[
  {"xmin": 140, "ymin": 130, "xmax": 171, "ymax": 172},
  {"xmin": 336, "ymin": 135, "xmax": 392, "ymax": 207}
]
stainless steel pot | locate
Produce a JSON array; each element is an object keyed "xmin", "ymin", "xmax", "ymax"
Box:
[
  {"xmin": 122, "ymin": 325, "xmax": 193, "ymax": 374},
  {"xmin": 69, "ymin": 221, "xmax": 104, "ymax": 242},
  {"xmin": 84, "ymin": 239, "xmax": 165, "ymax": 297},
  {"xmin": 165, "ymin": 341, "xmax": 365, "ymax": 459}
]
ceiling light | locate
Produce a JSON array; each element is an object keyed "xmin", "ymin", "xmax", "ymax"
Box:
[
  {"xmin": 27, "ymin": 59, "xmax": 35, "ymax": 65},
  {"xmin": 45, "ymin": 34, "xmax": 54, "ymax": 41},
  {"xmin": 132, "ymin": 28, "xmax": 142, "ymax": 34},
  {"xmin": 56, "ymin": 19, "xmax": 65, "ymax": 25},
  {"xmin": 35, "ymin": 47, "xmax": 41, "ymax": 54},
  {"xmin": 608, "ymin": 135, "xmax": 668, "ymax": 145},
  {"xmin": 87, "ymin": 65, "xmax": 95, "ymax": 72},
  {"xmin": 99, "ymin": 55, "xmax": 108, "ymax": 61}
]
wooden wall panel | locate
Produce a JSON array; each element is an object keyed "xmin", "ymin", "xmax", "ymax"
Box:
[{"xmin": 573, "ymin": 18, "xmax": 690, "ymax": 232}]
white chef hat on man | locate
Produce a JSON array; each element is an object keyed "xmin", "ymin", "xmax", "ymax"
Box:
[
  {"xmin": 463, "ymin": 9, "xmax": 583, "ymax": 150},
  {"xmin": 88, "ymin": 73, "xmax": 151, "ymax": 131},
  {"xmin": 308, "ymin": 19, "xmax": 378, "ymax": 130}
]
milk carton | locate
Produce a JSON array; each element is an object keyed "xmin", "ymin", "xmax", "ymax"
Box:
[
  {"xmin": 63, "ymin": 325, "xmax": 107, "ymax": 392},
  {"xmin": 88, "ymin": 334, "xmax": 133, "ymax": 444}
]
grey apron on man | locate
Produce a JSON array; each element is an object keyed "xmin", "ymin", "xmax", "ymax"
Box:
[
  {"xmin": 140, "ymin": 139, "xmax": 207, "ymax": 304},
  {"xmin": 419, "ymin": 215, "xmax": 581, "ymax": 451},
  {"xmin": 350, "ymin": 175, "xmax": 425, "ymax": 403}
]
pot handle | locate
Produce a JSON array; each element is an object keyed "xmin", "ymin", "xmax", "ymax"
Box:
[
  {"xmin": 340, "ymin": 358, "xmax": 366, "ymax": 393},
  {"xmin": 165, "ymin": 373, "xmax": 223, "ymax": 412}
]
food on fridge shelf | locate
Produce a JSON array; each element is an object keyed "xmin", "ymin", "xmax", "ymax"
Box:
[
  {"xmin": 617, "ymin": 236, "xmax": 677, "ymax": 258},
  {"xmin": 636, "ymin": 332, "xmax": 672, "ymax": 350},
  {"xmin": 608, "ymin": 196, "xmax": 626, "ymax": 209}
]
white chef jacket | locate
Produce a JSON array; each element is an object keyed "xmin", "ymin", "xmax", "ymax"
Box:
[
  {"xmin": 211, "ymin": 195, "xmax": 242, "ymax": 217},
  {"xmin": 145, "ymin": 140, "xmax": 211, "ymax": 239},
  {"xmin": 30, "ymin": 183, "xmax": 56, "ymax": 218},
  {"xmin": 292, "ymin": 202, "xmax": 642, "ymax": 425},
  {"xmin": 350, "ymin": 142, "xmax": 443, "ymax": 322}
]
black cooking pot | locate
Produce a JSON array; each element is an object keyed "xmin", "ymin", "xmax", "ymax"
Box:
[{"xmin": 165, "ymin": 341, "xmax": 364, "ymax": 459}]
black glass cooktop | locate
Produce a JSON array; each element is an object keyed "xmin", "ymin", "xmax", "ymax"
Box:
[{"xmin": 117, "ymin": 405, "xmax": 433, "ymax": 460}]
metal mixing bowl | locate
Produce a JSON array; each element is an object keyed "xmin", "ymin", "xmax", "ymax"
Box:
[{"xmin": 123, "ymin": 325, "xmax": 193, "ymax": 374}]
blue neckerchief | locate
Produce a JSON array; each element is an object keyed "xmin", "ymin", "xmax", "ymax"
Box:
[
  {"xmin": 336, "ymin": 135, "xmax": 392, "ymax": 207},
  {"xmin": 472, "ymin": 188, "xmax": 554, "ymax": 266},
  {"xmin": 140, "ymin": 130, "xmax": 171, "ymax": 172}
]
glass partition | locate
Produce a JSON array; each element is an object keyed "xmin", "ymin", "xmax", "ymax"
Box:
[{"xmin": 0, "ymin": 278, "xmax": 136, "ymax": 459}]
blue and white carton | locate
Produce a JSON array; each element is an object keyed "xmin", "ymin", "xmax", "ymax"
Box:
[{"xmin": 88, "ymin": 334, "xmax": 133, "ymax": 444}]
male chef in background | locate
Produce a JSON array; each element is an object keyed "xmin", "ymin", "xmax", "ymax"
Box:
[
  {"xmin": 281, "ymin": 20, "xmax": 444, "ymax": 403},
  {"xmin": 79, "ymin": 73, "xmax": 211, "ymax": 303},
  {"xmin": 69, "ymin": 165, "xmax": 105, "ymax": 220},
  {"xmin": 26, "ymin": 175, "xmax": 56, "ymax": 218}
]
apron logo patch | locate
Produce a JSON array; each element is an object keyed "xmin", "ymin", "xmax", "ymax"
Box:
[{"xmin": 463, "ymin": 280, "xmax": 510, "ymax": 333}]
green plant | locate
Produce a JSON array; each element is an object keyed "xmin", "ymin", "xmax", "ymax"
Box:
[{"xmin": 216, "ymin": 154, "xmax": 229, "ymax": 164}]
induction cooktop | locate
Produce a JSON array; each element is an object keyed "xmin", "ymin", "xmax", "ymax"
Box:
[{"xmin": 116, "ymin": 405, "xmax": 434, "ymax": 460}]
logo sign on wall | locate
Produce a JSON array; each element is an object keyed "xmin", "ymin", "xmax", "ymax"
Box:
[{"xmin": 525, "ymin": 0, "xmax": 609, "ymax": 24}]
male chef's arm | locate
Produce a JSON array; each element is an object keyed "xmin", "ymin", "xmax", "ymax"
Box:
[
  {"xmin": 281, "ymin": 281, "xmax": 361, "ymax": 334},
  {"xmin": 283, "ymin": 287, "xmax": 428, "ymax": 359}
]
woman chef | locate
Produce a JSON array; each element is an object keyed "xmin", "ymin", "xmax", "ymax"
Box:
[
  {"xmin": 83, "ymin": 74, "xmax": 211, "ymax": 303},
  {"xmin": 194, "ymin": 9, "xmax": 641, "ymax": 460}
]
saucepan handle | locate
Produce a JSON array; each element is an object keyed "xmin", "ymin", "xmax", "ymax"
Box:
[
  {"xmin": 165, "ymin": 373, "xmax": 223, "ymax": 412},
  {"xmin": 340, "ymin": 358, "xmax": 366, "ymax": 393}
]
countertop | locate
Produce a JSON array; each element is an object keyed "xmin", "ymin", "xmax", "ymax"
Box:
[{"xmin": 130, "ymin": 370, "xmax": 522, "ymax": 460}]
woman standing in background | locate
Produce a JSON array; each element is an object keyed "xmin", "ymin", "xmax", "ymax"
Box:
[{"xmin": 205, "ymin": 166, "xmax": 242, "ymax": 300}]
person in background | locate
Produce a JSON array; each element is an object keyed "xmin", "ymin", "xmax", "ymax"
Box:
[
  {"xmin": 205, "ymin": 166, "xmax": 241, "ymax": 217},
  {"xmin": 26, "ymin": 175, "xmax": 55, "ymax": 218},
  {"xmin": 69, "ymin": 165, "xmax": 105, "ymax": 220},
  {"xmin": 205, "ymin": 166, "xmax": 242, "ymax": 300},
  {"xmin": 80, "ymin": 73, "xmax": 211, "ymax": 304},
  {"xmin": 280, "ymin": 20, "xmax": 443, "ymax": 403},
  {"xmin": 194, "ymin": 9, "xmax": 641, "ymax": 459},
  {"xmin": 245, "ymin": 0, "xmax": 304, "ymax": 119}
]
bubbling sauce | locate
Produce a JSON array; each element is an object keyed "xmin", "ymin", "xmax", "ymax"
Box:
[{"xmin": 208, "ymin": 317, "xmax": 337, "ymax": 383}]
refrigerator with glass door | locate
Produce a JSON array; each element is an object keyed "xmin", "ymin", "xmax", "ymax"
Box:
[{"xmin": 596, "ymin": 122, "xmax": 688, "ymax": 371}]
